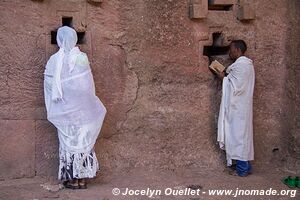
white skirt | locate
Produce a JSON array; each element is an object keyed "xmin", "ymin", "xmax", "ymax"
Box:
[
  {"xmin": 56, "ymin": 122, "xmax": 102, "ymax": 181},
  {"xmin": 58, "ymin": 147, "xmax": 99, "ymax": 181}
]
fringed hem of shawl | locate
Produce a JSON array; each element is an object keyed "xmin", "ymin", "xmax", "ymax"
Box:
[{"xmin": 58, "ymin": 148, "xmax": 100, "ymax": 181}]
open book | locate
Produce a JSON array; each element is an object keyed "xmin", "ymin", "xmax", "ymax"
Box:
[{"xmin": 209, "ymin": 60, "xmax": 225, "ymax": 74}]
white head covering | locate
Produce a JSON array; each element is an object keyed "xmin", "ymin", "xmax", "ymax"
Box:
[
  {"xmin": 52, "ymin": 26, "xmax": 81, "ymax": 102},
  {"xmin": 57, "ymin": 26, "xmax": 78, "ymax": 51}
]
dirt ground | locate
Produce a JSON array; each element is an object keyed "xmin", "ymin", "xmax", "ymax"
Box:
[{"xmin": 0, "ymin": 168, "xmax": 298, "ymax": 200}]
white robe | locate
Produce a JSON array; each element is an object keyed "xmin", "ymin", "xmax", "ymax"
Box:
[
  {"xmin": 43, "ymin": 26, "xmax": 107, "ymax": 180},
  {"xmin": 217, "ymin": 56, "xmax": 255, "ymax": 166}
]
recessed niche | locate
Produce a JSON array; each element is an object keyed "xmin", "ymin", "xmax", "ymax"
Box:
[
  {"xmin": 76, "ymin": 32, "xmax": 86, "ymax": 44},
  {"xmin": 208, "ymin": 0, "xmax": 233, "ymax": 11},
  {"xmin": 203, "ymin": 33, "xmax": 230, "ymax": 59},
  {"xmin": 62, "ymin": 16, "xmax": 73, "ymax": 27},
  {"xmin": 50, "ymin": 30, "xmax": 57, "ymax": 44},
  {"xmin": 203, "ymin": 32, "xmax": 231, "ymax": 66},
  {"xmin": 87, "ymin": 0, "xmax": 103, "ymax": 6},
  {"xmin": 203, "ymin": 46, "xmax": 230, "ymax": 57}
]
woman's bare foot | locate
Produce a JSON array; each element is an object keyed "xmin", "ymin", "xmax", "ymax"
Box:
[{"xmin": 78, "ymin": 178, "xmax": 87, "ymax": 189}]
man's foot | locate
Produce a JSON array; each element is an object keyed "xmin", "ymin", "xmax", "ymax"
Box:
[
  {"xmin": 78, "ymin": 178, "xmax": 87, "ymax": 189},
  {"xmin": 63, "ymin": 179, "xmax": 79, "ymax": 189},
  {"xmin": 228, "ymin": 170, "xmax": 239, "ymax": 176},
  {"xmin": 224, "ymin": 166, "xmax": 235, "ymax": 174}
]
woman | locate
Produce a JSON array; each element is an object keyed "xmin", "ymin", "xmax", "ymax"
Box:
[{"xmin": 44, "ymin": 26, "xmax": 107, "ymax": 189}]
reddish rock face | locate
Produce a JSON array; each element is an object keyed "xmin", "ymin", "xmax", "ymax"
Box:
[
  {"xmin": 0, "ymin": 0, "xmax": 299, "ymax": 179},
  {"xmin": 0, "ymin": 120, "xmax": 35, "ymax": 178}
]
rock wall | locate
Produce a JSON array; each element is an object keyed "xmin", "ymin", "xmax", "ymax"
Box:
[
  {"xmin": 282, "ymin": 0, "xmax": 300, "ymax": 173},
  {"xmin": 0, "ymin": 0, "xmax": 299, "ymax": 179}
]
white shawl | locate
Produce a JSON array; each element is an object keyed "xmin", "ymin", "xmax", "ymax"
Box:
[
  {"xmin": 43, "ymin": 26, "xmax": 107, "ymax": 153},
  {"xmin": 217, "ymin": 56, "xmax": 255, "ymax": 166}
]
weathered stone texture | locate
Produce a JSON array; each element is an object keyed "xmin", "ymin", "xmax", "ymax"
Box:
[
  {"xmin": 35, "ymin": 120, "xmax": 58, "ymax": 177},
  {"xmin": 0, "ymin": 120, "xmax": 35, "ymax": 178},
  {"xmin": 281, "ymin": 0, "xmax": 300, "ymax": 173},
  {"xmin": 0, "ymin": 0, "xmax": 299, "ymax": 178}
]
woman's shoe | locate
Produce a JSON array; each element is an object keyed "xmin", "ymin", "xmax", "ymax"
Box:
[{"xmin": 63, "ymin": 180, "xmax": 80, "ymax": 190}]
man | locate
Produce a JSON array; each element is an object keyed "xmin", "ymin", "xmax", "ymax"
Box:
[{"xmin": 217, "ymin": 40, "xmax": 255, "ymax": 177}]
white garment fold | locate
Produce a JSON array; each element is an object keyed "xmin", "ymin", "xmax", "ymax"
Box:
[{"xmin": 217, "ymin": 56, "xmax": 255, "ymax": 166}]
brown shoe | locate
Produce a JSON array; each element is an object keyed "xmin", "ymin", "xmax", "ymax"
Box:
[{"xmin": 63, "ymin": 179, "xmax": 80, "ymax": 189}]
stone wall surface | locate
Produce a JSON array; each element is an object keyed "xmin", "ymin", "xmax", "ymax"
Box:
[{"xmin": 0, "ymin": 0, "xmax": 299, "ymax": 179}]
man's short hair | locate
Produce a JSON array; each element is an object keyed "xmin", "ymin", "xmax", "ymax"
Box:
[{"xmin": 231, "ymin": 40, "xmax": 247, "ymax": 54}]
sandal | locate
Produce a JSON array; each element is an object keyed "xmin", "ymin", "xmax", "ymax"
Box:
[
  {"xmin": 63, "ymin": 180, "xmax": 80, "ymax": 190},
  {"xmin": 228, "ymin": 170, "xmax": 239, "ymax": 176},
  {"xmin": 78, "ymin": 179, "xmax": 87, "ymax": 189}
]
